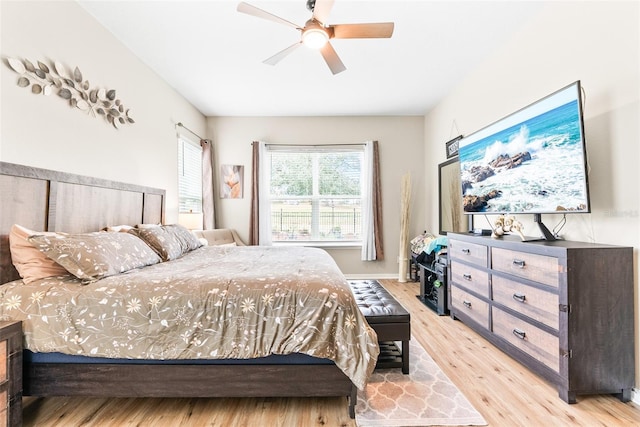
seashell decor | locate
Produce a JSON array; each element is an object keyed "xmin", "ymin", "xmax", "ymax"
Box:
[{"xmin": 6, "ymin": 57, "xmax": 134, "ymax": 129}]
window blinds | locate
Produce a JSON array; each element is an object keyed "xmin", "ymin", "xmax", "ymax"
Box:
[{"xmin": 178, "ymin": 137, "xmax": 202, "ymax": 213}]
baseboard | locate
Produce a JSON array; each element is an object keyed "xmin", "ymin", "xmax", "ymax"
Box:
[
  {"xmin": 344, "ymin": 273, "xmax": 404, "ymax": 280},
  {"xmin": 631, "ymin": 387, "xmax": 640, "ymax": 405}
]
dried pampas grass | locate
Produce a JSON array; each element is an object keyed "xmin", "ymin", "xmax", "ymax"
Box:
[{"xmin": 398, "ymin": 173, "xmax": 411, "ymax": 282}]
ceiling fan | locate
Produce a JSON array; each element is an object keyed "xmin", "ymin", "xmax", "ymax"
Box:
[{"xmin": 237, "ymin": 0, "xmax": 394, "ymax": 75}]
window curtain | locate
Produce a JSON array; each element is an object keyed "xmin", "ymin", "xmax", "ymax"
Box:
[
  {"xmin": 249, "ymin": 141, "xmax": 271, "ymax": 245},
  {"xmin": 361, "ymin": 140, "xmax": 384, "ymax": 261},
  {"xmin": 249, "ymin": 141, "xmax": 259, "ymax": 245},
  {"xmin": 201, "ymin": 139, "xmax": 215, "ymax": 230}
]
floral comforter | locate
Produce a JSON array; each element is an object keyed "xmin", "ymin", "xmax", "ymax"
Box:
[{"xmin": 0, "ymin": 246, "xmax": 379, "ymax": 389}]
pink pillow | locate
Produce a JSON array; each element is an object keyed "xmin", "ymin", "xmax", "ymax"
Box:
[{"xmin": 9, "ymin": 224, "xmax": 70, "ymax": 284}]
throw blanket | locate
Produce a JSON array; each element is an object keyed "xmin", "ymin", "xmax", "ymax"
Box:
[{"xmin": 0, "ymin": 246, "xmax": 379, "ymax": 389}]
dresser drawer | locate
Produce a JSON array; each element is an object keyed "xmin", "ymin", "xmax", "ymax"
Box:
[
  {"xmin": 451, "ymin": 286, "xmax": 489, "ymax": 329},
  {"xmin": 0, "ymin": 321, "xmax": 22, "ymax": 427},
  {"xmin": 449, "ymin": 239, "xmax": 487, "ymax": 267},
  {"xmin": 492, "ymin": 275, "xmax": 559, "ymax": 330},
  {"xmin": 0, "ymin": 341, "xmax": 5, "ymax": 383},
  {"xmin": 0, "ymin": 394, "xmax": 6, "ymax": 427},
  {"xmin": 492, "ymin": 247, "xmax": 559, "ymax": 288},
  {"xmin": 492, "ymin": 307, "xmax": 559, "ymax": 373},
  {"xmin": 450, "ymin": 261, "xmax": 489, "ymax": 298}
]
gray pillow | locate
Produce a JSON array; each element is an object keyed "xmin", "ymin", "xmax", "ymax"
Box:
[
  {"xmin": 28, "ymin": 231, "xmax": 161, "ymax": 283},
  {"xmin": 129, "ymin": 224, "xmax": 202, "ymax": 261}
]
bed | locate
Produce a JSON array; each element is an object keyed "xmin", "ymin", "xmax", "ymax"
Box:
[{"xmin": 0, "ymin": 161, "xmax": 379, "ymax": 418}]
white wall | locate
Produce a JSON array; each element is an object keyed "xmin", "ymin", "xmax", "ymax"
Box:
[
  {"xmin": 0, "ymin": 0, "xmax": 206, "ymax": 224},
  {"xmin": 423, "ymin": 1, "xmax": 640, "ymax": 389},
  {"xmin": 207, "ymin": 116, "xmax": 425, "ymax": 277}
]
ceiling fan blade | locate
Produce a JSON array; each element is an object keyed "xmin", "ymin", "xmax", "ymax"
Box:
[
  {"xmin": 332, "ymin": 22, "xmax": 394, "ymax": 39},
  {"xmin": 312, "ymin": 0, "xmax": 335, "ymax": 25},
  {"xmin": 237, "ymin": 2, "xmax": 301, "ymax": 30},
  {"xmin": 320, "ymin": 42, "xmax": 346, "ymax": 75},
  {"xmin": 263, "ymin": 42, "xmax": 302, "ymax": 66}
]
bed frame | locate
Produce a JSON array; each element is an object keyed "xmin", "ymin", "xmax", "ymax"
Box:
[{"xmin": 0, "ymin": 161, "xmax": 357, "ymax": 418}]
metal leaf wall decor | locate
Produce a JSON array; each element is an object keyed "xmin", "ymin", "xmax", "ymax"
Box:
[{"xmin": 6, "ymin": 57, "xmax": 134, "ymax": 129}]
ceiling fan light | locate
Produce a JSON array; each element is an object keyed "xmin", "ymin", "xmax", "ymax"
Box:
[{"xmin": 302, "ymin": 28, "xmax": 328, "ymax": 49}]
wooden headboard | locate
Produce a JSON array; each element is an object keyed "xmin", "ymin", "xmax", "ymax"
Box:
[{"xmin": 0, "ymin": 162, "xmax": 165, "ymax": 284}]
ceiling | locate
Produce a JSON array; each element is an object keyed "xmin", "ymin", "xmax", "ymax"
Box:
[{"xmin": 78, "ymin": 0, "xmax": 543, "ymax": 117}]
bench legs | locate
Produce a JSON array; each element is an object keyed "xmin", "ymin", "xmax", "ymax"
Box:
[
  {"xmin": 402, "ymin": 339, "xmax": 409, "ymax": 374},
  {"xmin": 375, "ymin": 338, "xmax": 410, "ymax": 374}
]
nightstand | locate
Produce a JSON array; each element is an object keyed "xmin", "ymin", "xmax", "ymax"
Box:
[{"xmin": 0, "ymin": 321, "xmax": 22, "ymax": 427}]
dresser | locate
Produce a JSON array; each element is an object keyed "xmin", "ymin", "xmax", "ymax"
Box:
[
  {"xmin": 0, "ymin": 321, "xmax": 22, "ymax": 426},
  {"xmin": 448, "ymin": 233, "xmax": 634, "ymax": 403}
]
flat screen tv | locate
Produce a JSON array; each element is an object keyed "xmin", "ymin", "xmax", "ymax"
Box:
[{"xmin": 458, "ymin": 81, "xmax": 590, "ymax": 240}]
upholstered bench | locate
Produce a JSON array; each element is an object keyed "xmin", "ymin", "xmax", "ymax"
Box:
[{"xmin": 348, "ymin": 280, "xmax": 411, "ymax": 374}]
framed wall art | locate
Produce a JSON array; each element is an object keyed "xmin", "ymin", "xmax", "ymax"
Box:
[
  {"xmin": 445, "ymin": 135, "xmax": 463, "ymax": 159},
  {"xmin": 221, "ymin": 164, "xmax": 244, "ymax": 199}
]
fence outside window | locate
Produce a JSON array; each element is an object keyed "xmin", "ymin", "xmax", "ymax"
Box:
[{"xmin": 271, "ymin": 206, "xmax": 361, "ymax": 241}]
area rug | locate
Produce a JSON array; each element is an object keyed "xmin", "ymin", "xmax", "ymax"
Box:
[{"xmin": 356, "ymin": 338, "xmax": 487, "ymax": 426}]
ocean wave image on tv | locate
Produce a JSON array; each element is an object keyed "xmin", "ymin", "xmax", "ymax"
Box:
[{"xmin": 459, "ymin": 85, "xmax": 589, "ymax": 214}]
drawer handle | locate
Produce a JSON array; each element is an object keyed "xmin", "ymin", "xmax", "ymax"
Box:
[
  {"xmin": 462, "ymin": 248, "xmax": 471, "ymax": 254},
  {"xmin": 512, "ymin": 259, "xmax": 526, "ymax": 268},
  {"xmin": 512, "ymin": 328, "xmax": 526, "ymax": 340},
  {"xmin": 463, "ymin": 300, "xmax": 472, "ymax": 308},
  {"xmin": 463, "ymin": 273, "xmax": 472, "ymax": 281},
  {"xmin": 512, "ymin": 293, "xmax": 526, "ymax": 303}
]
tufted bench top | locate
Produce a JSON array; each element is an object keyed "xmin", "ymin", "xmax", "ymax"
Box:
[{"xmin": 349, "ymin": 280, "xmax": 410, "ymax": 324}]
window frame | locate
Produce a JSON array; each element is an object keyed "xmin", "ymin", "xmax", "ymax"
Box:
[{"xmin": 265, "ymin": 144, "xmax": 365, "ymax": 247}]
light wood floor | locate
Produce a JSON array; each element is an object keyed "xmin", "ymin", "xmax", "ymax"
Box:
[{"xmin": 23, "ymin": 279, "xmax": 640, "ymax": 426}]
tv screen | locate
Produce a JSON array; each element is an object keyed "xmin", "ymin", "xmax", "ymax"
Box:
[{"xmin": 459, "ymin": 81, "xmax": 590, "ymax": 215}]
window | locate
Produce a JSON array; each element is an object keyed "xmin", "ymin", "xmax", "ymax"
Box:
[
  {"xmin": 266, "ymin": 145, "xmax": 364, "ymax": 244},
  {"xmin": 178, "ymin": 137, "xmax": 202, "ymax": 213}
]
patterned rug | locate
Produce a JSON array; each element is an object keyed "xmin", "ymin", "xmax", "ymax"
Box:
[{"xmin": 356, "ymin": 338, "xmax": 487, "ymax": 426}]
